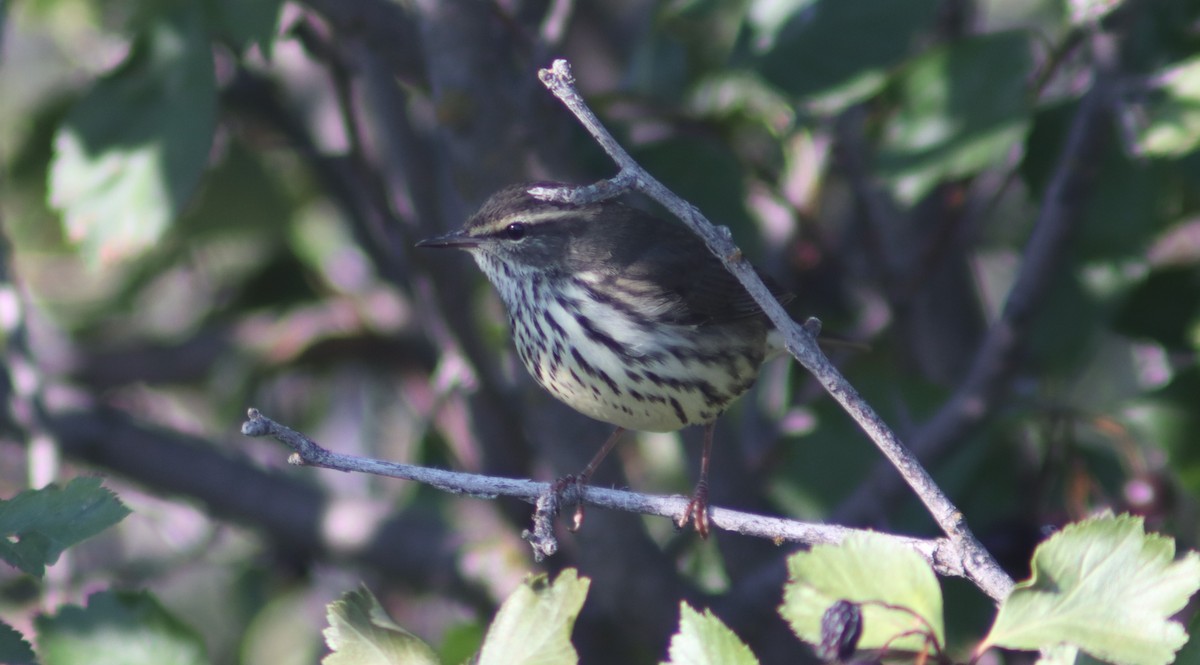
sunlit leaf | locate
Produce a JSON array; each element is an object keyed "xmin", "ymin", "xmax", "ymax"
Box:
[
  {"xmin": 686, "ymin": 71, "xmax": 794, "ymax": 134},
  {"xmin": 1173, "ymin": 607, "xmax": 1200, "ymax": 665},
  {"xmin": 323, "ymin": 585, "xmax": 438, "ymax": 665},
  {"xmin": 779, "ymin": 533, "xmax": 944, "ymax": 656},
  {"xmin": 982, "ymin": 513, "xmax": 1200, "ymax": 665},
  {"xmin": 47, "ymin": 4, "xmax": 216, "ymax": 266},
  {"xmin": 1036, "ymin": 643, "xmax": 1079, "ymax": 665},
  {"xmin": 1136, "ymin": 56, "xmax": 1200, "ymax": 158},
  {"xmin": 478, "ymin": 569, "xmax": 590, "ymax": 665},
  {"xmin": 661, "ymin": 603, "xmax": 759, "ymax": 665},
  {"xmin": 878, "ymin": 31, "xmax": 1033, "ymax": 204}
]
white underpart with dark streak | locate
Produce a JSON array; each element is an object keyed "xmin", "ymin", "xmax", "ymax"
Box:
[{"xmin": 472, "ymin": 253, "xmax": 765, "ymax": 432}]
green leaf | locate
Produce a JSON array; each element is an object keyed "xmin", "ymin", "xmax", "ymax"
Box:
[
  {"xmin": 1036, "ymin": 644, "xmax": 1110, "ymax": 665},
  {"xmin": 981, "ymin": 513, "xmax": 1200, "ymax": 665},
  {"xmin": 1022, "ymin": 101, "xmax": 1177, "ymax": 261},
  {"xmin": 47, "ymin": 3, "xmax": 216, "ymax": 267},
  {"xmin": 35, "ymin": 590, "xmax": 208, "ymax": 665},
  {"xmin": 477, "ymin": 569, "xmax": 590, "ymax": 665},
  {"xmin": 438, "ymin": 621, "xmax": 484, "ymax": 665},
  {"xmin": 779, "ymin": 533, "xmax": 944, "ymax": 656},
  {"xmin": 0, "ymin": 477, "xmax": 130, "ymax": 577},
  {"xmin": 634, "ymin": 137, "xmax": 752, "ymax": 233},
  {"xmin": 661, "ymin": 603, "xmax": 758, "ymax": 665},
  {"xmin": 1037, "ymin": 644, "xmax": 1080, "ymax": 665},
  {"xmin": 204, "ymin": 0, "xmax": 283, "ymax": 53},
  {"xmin": 877, "ymin": 31, "xmax": 1034, "ymax": 204},
  {"xmin": 322, "ymin": 585, "xmax": 439, "ymax": 665},
  {"xmin": 0, "ymin": 620, "xmax": 36, "ymax": 665},
  {"xmin": 748, "ymin": 0, "xmax": 940, "ymax": 112},
  {"xmin": 1136, "ymin": 56, "xmax": 1200, "ymax": 157},
  {"xmin": 686, "ymin": 71, "xmax": 794, "ymax": 134}
]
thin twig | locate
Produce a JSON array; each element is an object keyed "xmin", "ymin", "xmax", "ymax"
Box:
[
  {"xmin": 242, "ymin": 408, "xmax": 968, "ymax": 575},
  {"xmin": 531, "ymin": 59, "xmax": 1014, "ymax": 602},
  {"xmin": 45, "ymin": 406, "xmax": 488, "ymax": 606}
]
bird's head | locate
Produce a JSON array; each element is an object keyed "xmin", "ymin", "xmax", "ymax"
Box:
[{"xmin": 417, "ymin": 183, "xmax": 612, "ymax": 275}]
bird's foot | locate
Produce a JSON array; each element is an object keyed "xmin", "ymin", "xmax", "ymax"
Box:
[
  {"xmin": 550, "ymin": 474, "xmax": 588, "ymax": 532},
  {"xmin": 678, "ymin": 480, "xmax": 710, "ymax": 539}
]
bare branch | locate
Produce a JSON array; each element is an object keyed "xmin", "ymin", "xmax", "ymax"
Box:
[
  {"xmin": 242, "ymin": 408, "xmax": 970, "ymax": 579},
  {"xmin": 837, "ymin": 28, "xmax": 1121, "ymax": 524},
  {"xmin": 531, "ymin": 59, "xmax": 1014, "ymax": 602}
]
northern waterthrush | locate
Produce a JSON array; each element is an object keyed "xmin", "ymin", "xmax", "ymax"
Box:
[{"xmin": 418, "ymin": 182, "xmax": 790, "ymax": 536}]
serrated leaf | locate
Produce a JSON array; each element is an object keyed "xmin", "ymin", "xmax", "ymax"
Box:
[
  {"xmin": 661, "ymin": 603, "xmax": 758, "ymax": 665},
  {"xmin": 322, "ymin": 585, "xmax": 438, "ymax": 665},
  {"xmin": 35, "ymin": 590, "xmax": 207, "ymax": 665},
  {"xmin": 47, "ymin": 4, "xmax": 215, "ymax": 266},
  {"xmin": 1174, "ymin": 605, "xmax": 1200, "ymax": 664},
  {"xmin": 0, "ymin": 477, "xmax": 130, "ymax": 577},
  {"xmin": 1037, "ymin": 644, "xmax": 1080, "ymax": 665},
  {"xmin": 877, "ymin": 31, "xmax": 1033, "ymax": 204},
  {"xmin": 477, "ymin": 569, "xmax": 590, "ymax": 665},
  {"xmin": 1136, "ymin": 57, "xmax": 1200, "ymax": 157},
  {"xmin": 1036, "ymin": 644, "xmax": 1112, "ymax": 665},
  {"xmin": 0, "ymin": 620, "xmax": 36, "ymax": 665},
  {"xmin": 779, "ymin": 533, "xmax": 944, "ymax": 656},
  {"xmin": 981, "ymin": 513, "xmax": 1200, "ymax": 665}
]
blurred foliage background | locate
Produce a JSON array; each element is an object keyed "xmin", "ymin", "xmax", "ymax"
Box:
[{"xmin": 1, "ymin": 0, "xmax": 1199, "ymax": 662}]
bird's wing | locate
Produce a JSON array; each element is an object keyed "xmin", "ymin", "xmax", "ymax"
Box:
[{"xmin": 573, "ymin": 204, "xmax": 791, "ymax": 327}]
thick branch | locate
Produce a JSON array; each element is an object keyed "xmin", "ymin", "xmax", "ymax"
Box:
[
  {"xmin": 242, "ymin": 408, "xmax": 970, "ymax": 579},
  {"xmin": 531, "ymin": 59, "xmax": 1014, "ymax": 602}
]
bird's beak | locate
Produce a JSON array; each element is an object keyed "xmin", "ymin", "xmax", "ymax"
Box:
[{"xmin": 415, "ymin": 229, "xmax": 479, "ymax": 249}]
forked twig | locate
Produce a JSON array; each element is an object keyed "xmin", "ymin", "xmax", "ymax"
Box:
[
  {"xmin": 531, "ymin": 59, "xmax": 1014, "ymax": 602},
  {"xmin": 243, "ymin": 61, "xmax": 1016, "ymax": 602}
]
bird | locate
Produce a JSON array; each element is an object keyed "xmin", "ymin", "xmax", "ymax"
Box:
[{"xmin": 417, "ymin": 182, "xmax": 790, "ymax": 536}]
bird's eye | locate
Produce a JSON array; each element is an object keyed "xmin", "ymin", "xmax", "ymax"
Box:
[{"xmin": 504, "ymin": 222, "xmax": 527, "ymax": 241}]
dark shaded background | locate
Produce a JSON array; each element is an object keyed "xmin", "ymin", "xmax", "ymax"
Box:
[{"xmin": 2, "ymin": 0, "xmax": 1199, "ymax": 662}]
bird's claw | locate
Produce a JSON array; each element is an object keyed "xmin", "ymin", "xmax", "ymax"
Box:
[
  {"xmin": 678, "ymin": 481, "xmax": 710, "ymax": 539},
  {"xmin": 551, "ymin": 474, "xmax": 588, "ymax": 532}
]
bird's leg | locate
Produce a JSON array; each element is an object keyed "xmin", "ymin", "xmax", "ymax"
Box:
[
  {"xmin": 680, "ymin": 423, "xmax": 714, "ymax": 538},
  {"xmin": 553, "ymin": 426, "xmax": 625, "ymax": 532}
]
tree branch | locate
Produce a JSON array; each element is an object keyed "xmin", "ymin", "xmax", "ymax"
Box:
[
  {"xmin": 529, "ymin": 59, "xmax": 1014, "ymax": 602},
  {"xmin": 836, "ymin": 28, "xmax": 1121, "ymax": 525},
  {"xmin": 38, "ymin": 405, "xmax": 490, "ymax": 608},
  {"xmin": 242, "ymin": 408, "xmax": 973, "ymax": 580}
]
